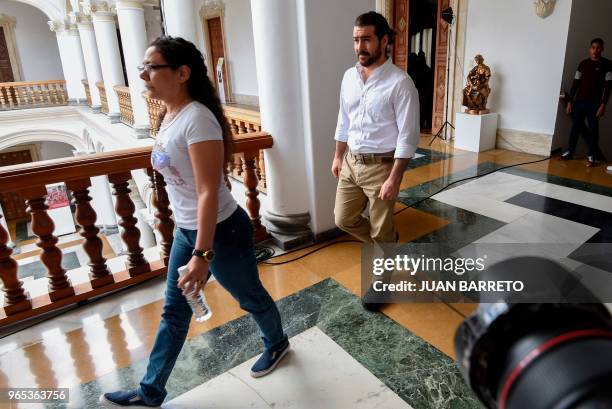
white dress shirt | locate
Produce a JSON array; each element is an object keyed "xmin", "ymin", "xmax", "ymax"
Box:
[{"xmin": 335, "ymin": 58, "xmax": 420, "ymax": 159}]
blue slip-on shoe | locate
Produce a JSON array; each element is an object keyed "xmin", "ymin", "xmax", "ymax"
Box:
[
  {"xmin": 250, "ymin": 339, "xmax": 290, "ymax": 378},
  {"xmin": 99, "ymin": 390, "xmax": 160, "ymax": 408}
]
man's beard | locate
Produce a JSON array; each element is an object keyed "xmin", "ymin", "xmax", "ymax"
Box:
[{"xmin": 358, "ymin": 47, "xmax": 383, "ymax": 67}]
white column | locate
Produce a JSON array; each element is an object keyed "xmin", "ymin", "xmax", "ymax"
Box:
[
  {"xmin": 162, "ymin": 0, "xmax": 198, "ymax": 44},
  {"xmin": 128, "ymin": 179, "xmax": 156, "ymax": 248},
  {"xmin": 116, "ymin": 0, "xmax": 150, "ymax": 139},
  {"xmin": 85, "ymin": 1, "xmax": 125, "ymax": 123},
  {"xmin": 0, "ymin": 204, "xmax": 15, "ymax": 249},
  {"xmin": 73, "ymin": 13, "xmax": 104, "ymax": 112},
  {"xmin": 91, "ymin": 175, "xmax": 119, "ymax": 233},
  {"xmin": 48, "ymin": 20, "xmax": 87, "ymax": 104},
  {"xmin": 250, "ymin": 0, "xmax": 312, "ymax": 246}
]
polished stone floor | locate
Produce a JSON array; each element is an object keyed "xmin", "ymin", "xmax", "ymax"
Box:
[{"xmin": 2, "ymin": 136, "xmax": 612, "ymax": 408}]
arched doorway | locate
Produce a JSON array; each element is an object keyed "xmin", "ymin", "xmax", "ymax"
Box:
[{"xmin": 0, "ymin": 132, "xmax": 83, "ymax": 221}]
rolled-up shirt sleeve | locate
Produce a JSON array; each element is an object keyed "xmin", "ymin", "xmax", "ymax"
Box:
[
  {"xmin": 334, "ymin": 76, "xmax": 349, "ymax": 143},
  {"xmin": 393, "ymin": 77, "xmax": 420, "ymax": 159}
]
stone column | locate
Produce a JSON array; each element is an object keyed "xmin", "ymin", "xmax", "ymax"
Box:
[
  {"xmin": 0, "ymin": 204, "xmax": 15, "ymax": 249},
  {"xmin": 162, "ymin": 0, "xmax": 199, "ymax": 44},
  {"xmin": 90, "ymin": 175, "xmax": 119, "ymax": 234},
  {"xmin": 84, "ymin": 1, "xmax": 125, "ymax": 123},
  {"xmin": 48, "ymin": 20, "xmax": 87, "ymax": 104},
  {"xmin": 115, "ymin": 0, "xmax": 150, "ymax": 139},
  {"xmin": 73, "ymin": 12, "xmax": 104, "ymax": 112},
  {"xmin": 250, "ymin": 0, "xmax": 312, "ymax": 249}
]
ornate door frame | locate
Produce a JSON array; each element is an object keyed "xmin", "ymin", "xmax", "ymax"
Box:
[
  {"xmin": 0, "ymin": 14, "xmax": 24, "ymax": 82},
  {"xmin": 380, "ymin": 0, "xmax": 467, "ymax": 135},
  {"xmin": 200, "ymin": 2, "xmax": 233, "ymax": 103}
]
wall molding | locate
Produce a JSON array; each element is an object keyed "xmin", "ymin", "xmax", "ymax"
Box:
[{"xmin": 496, "ymin": 128, "xmax": 552, "ymax": 156}]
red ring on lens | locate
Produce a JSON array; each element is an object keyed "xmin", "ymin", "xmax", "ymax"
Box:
[{"xmin": 498, "ymin": 329, "xmax": 612, "ymax": 409}]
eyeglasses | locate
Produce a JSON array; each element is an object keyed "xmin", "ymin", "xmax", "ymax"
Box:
[{"xmin": 137, "ymin": 64, "xmax": 172, "ymax": 73}]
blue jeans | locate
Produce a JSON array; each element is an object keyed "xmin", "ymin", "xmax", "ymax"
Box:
[{"xmin": 138, "ymin": 206, "xmax": 287, "ymax": 405}]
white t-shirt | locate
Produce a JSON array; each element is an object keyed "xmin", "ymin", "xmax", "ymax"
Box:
[{"xmin": 151, "ymin": 101, "xmax": 237, "ymax": 229}]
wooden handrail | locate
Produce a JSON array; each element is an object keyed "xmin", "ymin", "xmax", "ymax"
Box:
[
  {"xmin": 0, "ymin": 147, "xmax": 152, "ymax": 193},
  {"xmin": 0, "ymin": 80, "xmax": 67, "ymax": 110}
]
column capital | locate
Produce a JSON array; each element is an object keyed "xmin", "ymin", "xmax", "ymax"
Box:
[
  {"xmin": 82, "ymin": 1, "xmax": 117, "ymax": 21},
  {"xmin": 71, "ymin": 12, "xmax": 93, "ymax": 28},
  {"xmin": 116, "ymin": 0, "xmax": 147, "ymax": 11},
  {"xmin": 200, "ymin": 0, "xmax": 225, "ymax": 19},
  {"xmin": 0, "ymin": 13, "xmax": 17, "ymax": 28},
  {"xmin": 48, "ymin": 19, "xmax": 79, "ymax": 35}
]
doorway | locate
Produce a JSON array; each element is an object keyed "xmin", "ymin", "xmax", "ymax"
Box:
[
  {"xmin": 0, "ymin": 149, "xmax": 34, "ymax": 221},
  {"xmin": 206, "ymin": 16, "xmax": 230, "ymax": 101},
  {"xmin": 393, "ymin": 0, "xmax": 450, "ymax": 133},
  {"xmin": 0, "ymin": 27, "xmax": 15, "ymax": 83}
]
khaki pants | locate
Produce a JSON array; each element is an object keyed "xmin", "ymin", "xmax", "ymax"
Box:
[{"xmin": 334, "ymin": 152, "xmax": 396, "ymax": 243}]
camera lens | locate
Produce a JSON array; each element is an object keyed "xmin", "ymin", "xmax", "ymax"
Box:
[{"xmin": 454, "ymin": 257, "xmax": 612, "ymax": 409}]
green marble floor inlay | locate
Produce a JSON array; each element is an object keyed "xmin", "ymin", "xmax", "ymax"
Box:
[
  {"xmin": 406, "ymin": 148, "xmax": 453, "ymax": 171},
  {"xmin": 61, "ymin": 279, "xmax": 481, "ymax": 409}
]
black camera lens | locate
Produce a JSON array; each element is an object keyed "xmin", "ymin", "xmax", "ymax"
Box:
[{"xmin": 454, "ymin": 257, "xmax": 612, "ymax": 409}]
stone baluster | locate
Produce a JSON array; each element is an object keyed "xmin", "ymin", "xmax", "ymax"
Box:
[
  {"xmin": 240, "ymin": 151, "xmax": 269, "ymax": 242},
  {"xmin": 238, "ymin": 121, "xmax": 247, "ymax": 134},
  {"xmin": 108, "ymin": 172, "xmax": 151, "ymax": 276},
  {"xmin": 66, "ymin": 179, "xmax": 114, "ymax": 288},
  {"xmin": 50, "ymin": 83, "xmax": 59, "ymax": 104},
  {"xmin": 18, "ymin": 85, "xmax": 28, "ymax": 106},
  {"xmin": 36, "ymin": 84, "xmax": 44, "ymax": 104},
  {"xmin": 21, "ymin": 186, "xmax": 74, "ymax": 301},
  {"xmin": 13, "ymin": 85, "xmax": 22, "ymax": 107},
  {"xmin": 0, "ymin": 214, "xmax": 32, "ymax": 315},
  {"xmin": 0, "ymin": 87, "xmax": 6, "ymax": 108},
  {"xmin": 146, "ymin": 168, "xmax": 174, "ymax": 265},
  {"xmin": 59, "ymin": 82, "xmax": 68, "ymax": 104}
]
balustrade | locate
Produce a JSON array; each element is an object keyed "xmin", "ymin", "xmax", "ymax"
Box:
[
  {"xmin": 96, "ymin": 82, "xmax": 109, "ymax": 114},
  {"xmin": 0, "ymin": 80, "xmax": 67, "ymax": 110},
  {"xmin": 114, "ymin": 85, "xmax": 134, "ymax": 126},
  {"xmin": 82, "ymin": 79, "xmax": 92, "ymax": 108},
  {"xmin": 0, "ymin": 147, "xmax": 172, "ymax": 327},
  {"xmin": 0, "ymin": 137, "xmax": 272, "ymax": 326}
]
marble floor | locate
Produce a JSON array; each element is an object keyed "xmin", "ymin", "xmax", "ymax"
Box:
[{"xmin": 2, "ymin": 136, "xmax": 612, "ymax": 408}]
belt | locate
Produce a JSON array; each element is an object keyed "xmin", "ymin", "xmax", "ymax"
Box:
[{"xmin": 348, "ymin": 151, "xmax": 395, "ymax": 164}]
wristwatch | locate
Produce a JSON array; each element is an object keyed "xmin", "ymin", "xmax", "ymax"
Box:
[{"xmin": 192, "ymin": 249, "xmax": 215, "ymax": 262}]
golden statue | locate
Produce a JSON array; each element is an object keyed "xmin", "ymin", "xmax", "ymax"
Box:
[{"xmin": 462, "ymin": 54, "xmax": 491, "ymax": 114}]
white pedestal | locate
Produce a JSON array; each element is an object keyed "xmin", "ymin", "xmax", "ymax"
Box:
[{"xmin": 454, "ymin": 112, "xmax": 499, "ymax": 152}]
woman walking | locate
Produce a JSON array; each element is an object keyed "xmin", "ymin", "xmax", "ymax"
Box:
[{"xmin": 100, "ymin": 36, "xmax": 289, "ymax": 408}]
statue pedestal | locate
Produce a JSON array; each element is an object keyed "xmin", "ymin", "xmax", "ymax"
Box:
[{"xmin": 454, "ymin": 112, "xmax": 498, "ymax": 152}]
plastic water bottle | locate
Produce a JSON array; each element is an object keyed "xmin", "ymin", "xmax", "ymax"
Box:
[{"xmin": 177, "ymin": 266, "xmax": 213, "ymax": 322}]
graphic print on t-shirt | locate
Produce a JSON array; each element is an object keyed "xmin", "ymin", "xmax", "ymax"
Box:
[{"xmin": 152, "ymin": 139, "xmax": 186, "ymax": 186}]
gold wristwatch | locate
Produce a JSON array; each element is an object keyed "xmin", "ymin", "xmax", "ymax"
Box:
[{"xmin": 192, "ymin": 249, "xmax": 215, "ymax": 262}]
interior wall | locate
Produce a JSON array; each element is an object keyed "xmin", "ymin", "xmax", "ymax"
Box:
[
  {"xmin": 297, "ymin": 0, "xmax": 376, "ymax": 234},
  {"xmin": 39, "ymin": 140, "xmax": 74, "ymax": 160},
  {"xmin": 0, "ymin": 0, "xmax": 64, "ymax": 81},
  {"xmin": 552, "ymin": 0, "xmax": 612, "ymax": 159},
  {"xmin": 462, "ymin": 0, "xmax": 572, "ymax": 137},
  {"xmin": 224, "ymin": 0, "xmax": 258, "ymax": 100}
]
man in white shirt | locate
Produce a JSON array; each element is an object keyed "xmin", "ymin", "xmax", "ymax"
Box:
[{"xmin": 333, "ymin": 11, "xmax": 419, "ymax": 247}]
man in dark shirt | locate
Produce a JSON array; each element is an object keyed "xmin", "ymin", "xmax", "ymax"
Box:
[{"xmin": 561, "ymin": 38, "xmax": 612, "ymax": 167}]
